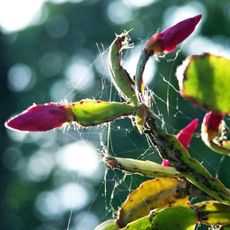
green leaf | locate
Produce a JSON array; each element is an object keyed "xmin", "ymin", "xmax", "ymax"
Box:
[
  {"xmin": 176, "ymin": 53, "xmax": 230, "ymax": 113},
  {"xmin": 121, "ymin": 206, "xmax": 196, "ymax": 230},
  {"xmin": 120, "ymin": 215, "xmax": 151, "ymax": 230},
  {"xmin": 193, "ymin": 200, "xmax": 230, "ymax": 226},
  {"xmin": 150, "ymin": 206, "xmax": 196, "ymax": 230},
  {"xmin": 109, "ymin": 32, "xmax": 138, "ymax": 105},
  {"xmin": 70, "ymin": 100, "xmax": 138, "ymax": 126},
  {"xmin": 120, "ymin": 201, "xmax": 230, "ymax": 230},
  {"xmin": 135, "ymin": 49, "xmax": 149, "ymax": 95},
  {"xmin": 144, "ymin": 111, "xmax": 230, "ymax": 205},
  {"xmin": 104, "ymin": 155, "xmax": 181, "ymax": 178},
  {"xmin": 117, "ymin": 178, "xmax": 189, "ymax": 228},
  {"xmin": 95, "ymin": 219, "xmax": 119, "ymax": 230}
]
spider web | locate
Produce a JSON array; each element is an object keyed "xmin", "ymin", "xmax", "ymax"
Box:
[{"xmin": 61, "ymin": 40, "xmax": 225, "ymax": 230}]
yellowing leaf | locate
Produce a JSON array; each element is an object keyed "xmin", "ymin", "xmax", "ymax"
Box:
[
  {"xmin": 193, "ymin": 200, "xmax": 230, "ymax": 226},
  {"xmin": 117, "ymin": 178, "xmax": 189, "ymax": 227}
]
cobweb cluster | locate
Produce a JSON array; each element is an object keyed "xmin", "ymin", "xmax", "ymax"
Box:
[{"xmin": 61, "ymin": 41, "xmax": 225, "ymax": 230}]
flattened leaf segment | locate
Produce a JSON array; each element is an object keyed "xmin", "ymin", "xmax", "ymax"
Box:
[
  {"xmin": 117, "ymin": 178, "xmax": 189, "ymax": 228},
  {"xmin": 71, "ymin": 99, "xmax": 138, "ymax": 126},
  {"xmin": 176, "ymin": 53, "xmax": 230, "ymax": 114}
]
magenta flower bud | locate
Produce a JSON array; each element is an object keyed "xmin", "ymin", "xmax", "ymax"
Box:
[
  {"xmin": 176, "ymin": 118, "xmax": 199, "ymax": 150},
  {"xmin": 145, "ymin": 14, "xmax": 202, "ymax": 54},
  {"xmin": 202, "ymin": 111, "xmax": 224, "ymax": 142},
  {"xmin": 161, "ymin": 159, "xmax": 171, "ymax": 167},
  {"xmin": 5, "ymin": 103, "xmax": 74, "ymax": 132},
  {"xmin": 203, "ymin": 111, "xmax": 224, "ymax": 132},
  {"xmin": 162, "ymin": 119, "xmax": 198, "ymax": 167}
]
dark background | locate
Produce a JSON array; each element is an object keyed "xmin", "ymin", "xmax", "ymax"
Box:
[{"xmin": 1, "ymin": 0, "xmax": 230, "ymax": 229}]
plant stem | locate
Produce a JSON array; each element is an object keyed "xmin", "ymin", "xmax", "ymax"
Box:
[{"xmin": 144, "ymin": 108, "xmax": 230, "ymax": 205}]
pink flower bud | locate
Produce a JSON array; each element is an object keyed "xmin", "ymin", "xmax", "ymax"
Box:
[
  {"xmin": 203, "ymin": 111, "xmax": 224, "ymax": 132},
  {"xmin": 202, "ymin": 111, "xmax": 224, "ymax": 142},
  {"xmin": 161, "ymin": 159, "xmax": 171, "ymax": 167},
  {"xmin": 162, "ymin": 118, "xmax": 198, "ymax": 167},
  {"xmin": 145, "ymin": 14, "xmax": 202, "ymax": 54},
  {"xmin": 5, "ymin": 103, "xmax": 74, "ymax": 132},
  {"xmin": 176, "ymin": 118, "xmax": 199, "ymax": 150}
]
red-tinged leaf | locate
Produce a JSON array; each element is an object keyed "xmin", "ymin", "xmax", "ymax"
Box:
[{"xmin": 203, "ymin": 111, "xmax": 224, "ymax": 133}]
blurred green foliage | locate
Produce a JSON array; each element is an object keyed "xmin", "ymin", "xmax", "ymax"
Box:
[{"xmin": 1, "ymin": 0, "xmax": 230, "ymax": 229}]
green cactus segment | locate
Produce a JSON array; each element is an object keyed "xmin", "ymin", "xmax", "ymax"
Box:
[
  {"xmin": 120, "ymin": 215, "xmax": 152, "ymax": 230},
  {"xmin": 95, "ymin": 219, "xmax": 119, "ymax": 230},
  {"xmin": 155, "ymin": 132, "xmax": 230, "ymax": 205},
  {"xmin": 121, "ymin": 206, "xmax": 196, "ymax": 230},
  {"xmin": 120, "ymin": 202, "xmax": 230, "ymax": 229},
  {"xmin": 193, "ymin": 200, "xmax": 230, "ymax": 226},
  {"xmin": 104, "ymin": 155, "xmax": 181, "ymax": 178},
  {"xmin": 109, "ymin": 32, "xmax": 138, "ymax": 105},
  {"xmin": 135, "ymin": 104, "xmax": 148, "ymax": 134},
  {"xmin": 70, "ymin": 100, "xmax": 137, "ymax": 126},
  {"xmin": 117, "ymin": 178, "xmax": 189, "ymax": 228},
  {"xmin": 150, "ymin": 206, "xmax": 196, "ymax": 230},
  {"xmin": 145, "ymin": 111, "xmax": 230, "ymax": 206},
  {"xmin": 176, "ymin": 53, "xmax": 230, "ymax": 114},
  {"xmin": 97, "ymin": 201, "xmax": 230, "ymax": 230},
  {"xmin": 135, "ymin": 49, "xmax": 149, "ymax": 95}
]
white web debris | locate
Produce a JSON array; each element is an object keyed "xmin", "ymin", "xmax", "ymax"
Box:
[{"xmin": 59, "ymin": 36, "xmax": 222, "ymax": 230}]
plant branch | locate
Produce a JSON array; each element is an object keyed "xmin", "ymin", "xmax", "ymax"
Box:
[{"xmin": 143, "ymin": 107, "xmax": 230, "ymax": 205}]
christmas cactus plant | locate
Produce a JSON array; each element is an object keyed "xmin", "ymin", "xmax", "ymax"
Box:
[{"xmin": 5, "ymin": 15, "xmax": 230, "ymax": 230}]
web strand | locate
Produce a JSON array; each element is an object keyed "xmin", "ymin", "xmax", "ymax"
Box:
[{"xmin": 61, "ymin": 40, "xmax": 222, "ymax": 227}]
